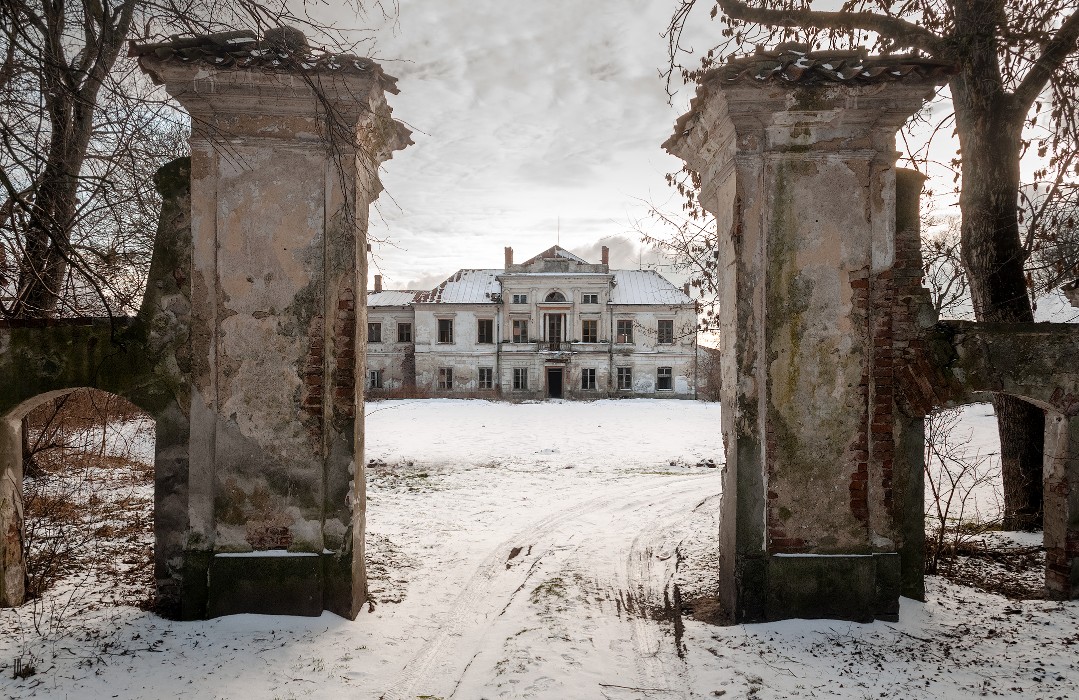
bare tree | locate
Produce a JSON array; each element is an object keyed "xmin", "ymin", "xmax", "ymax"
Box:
[
  {"xmin": 922, "ymin": 217, "xmax": 973, "ymax": 319},
  {"xmin": 0, "ymin": 0, "xmax": 393, "ymax": 319},
  {"xmin": 664, "ymin": 0, "xmax": 1079, "ymax": 530},
  {"xmin": 924, "ymin": 407, "xmax": 1002, "ymax": 574}
]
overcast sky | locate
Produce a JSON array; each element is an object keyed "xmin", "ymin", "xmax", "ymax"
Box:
[
  {"xmin": 352, "ymin": 1, "xmax": 1022, "ymax": 292},
  {"xmin": 359, "ymin": 0, "xmax": 696, "ymax": 290}
]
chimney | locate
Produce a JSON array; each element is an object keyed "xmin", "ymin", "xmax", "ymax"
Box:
[
  {"xmin": 683, "ymin": 282, "xmax": 690, "ymax": 296},
  {"xmin": 374, "ymin": 274, "xmax": 383, "ymax": 293},
  {"xmin": 601, "ymin": 246, "xmax": 609, "ymax": 266},
  {"xmin": 504, "ymin": 246, "xmax": 514, "ymax": 268}
]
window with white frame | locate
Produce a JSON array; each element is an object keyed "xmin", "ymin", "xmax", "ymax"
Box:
[
  {"xmin": 512, "ymin": 319, "xmax": 529, "ymax": 343},
  {"xmin": 657, "ymin": 366, "xmax": 673, "ymax": 391},
  {"xmin": 512, "ymin": 293, "xmax": 528, "ymax": 304},
  {"xmin": 438, "ymin": 318, "xmax": 454, "ymax": 343},
  {"xmin": 438, "ymin": 367, "xmax": 453, "ymax": 389},
  {"xmin": 616, "ymin": 366, "xmax": 632, "ymax": 390},
  {"xmin": 581, "ymin": 319, "xmax": 598, "ymax": 343},
  {"xmin": 657, "ymin": 319, "xmax": 674, "ymax": 344},
  {"xmin": 513, "ymin": 367, "xmax": 529, "ymax": 390},
  {"xmin": 397, "ymin": 322, "xmax": 412, "ymax": 343},
  {"xmin": 368, "ymin": 369, "xmax": 383, "ymax": 389},
  {"xmin": 478, "ymin": 367, "xmax": 494, "ymax": 390},
  {"xmin": 581, "ymin": 368, "xmax": 597, "ymax": 390},
  {"xmin": 616, "ymin": 320, "xmax": 633, "ymax": 343},
  {"xmin": 367, "ymin": 322, "xmax": 382, "ymax": 343},
  {"xmin": 582, "ymin": 293, "xmax": 598, "ymax": 304}
]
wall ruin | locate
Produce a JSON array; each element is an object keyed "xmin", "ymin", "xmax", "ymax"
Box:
[
  {"xmin": 0, "ymin": 32, "xmax": 410, "ymax": 619},
  {"xmin": 666, "ymin": 46, "xmax": 1079, "ymax": 622}
]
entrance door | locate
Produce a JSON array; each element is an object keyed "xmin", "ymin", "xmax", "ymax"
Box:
[{"xmin": 546, "ymin": 367, "xmax": 564, "ymax": 399}]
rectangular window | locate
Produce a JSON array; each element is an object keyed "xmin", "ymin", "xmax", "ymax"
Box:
[
  {"xmin": 477, "ymin": 319, "xmax": 494, "ymax": 344},
  {"xmin": 546, "ymin": 314, "xmax": 564, "ymax": 343},
  {"xmin": 512, "ymin": 319, "xmax": 529, "ymax": 343},
  {"xmin": 512, "ymin": 294, "xmax": 528, "ymax": 304},
  {"xmin": 478, "ymin": 367, "xmax": 494, "ymax": 390},
  {"xmin": 513, "ymin": 367, "xmax": 529, "ymax": 390},
  {"xmin": 658, "ymin": 319, "xmax": 674, "ymax": 344},
  {"xmin": 367, "ymin": 322, "xmax": 382, "ymax": 343},
  {"xmin": 438, "ymin": 318, "xmax": 454, "ymax": 343},
  {"xmin": 581, "ymin": 368, "xmax": 596, "ymax": 390},
  {"xmin": 397, "ymin": 322, "xmax": 412, "ymax": 343},
  {"xmin": 368, "ymin": 369, "xmax": 383, "ymax": 389},
  {"xmin": 437, "ymin": 367, "xmax": 453, "ymax": 389},
  {"xmin": 582, "ymin": 293, "xmax": 598, "ymax": 304},
  {"xmin": 616, "ymin": 320, "xmax": 634, "ymax": 344},
  {"xmin": 617, "ymin": 366, "xmax": 632, "ymax": 391},
  {"xmin": 581, "ymin": 319, "xmax": 598, "ymax": 343},
  {"xmin": 657, "ymin": 367, "xmax": 673, "ymax": 391}
]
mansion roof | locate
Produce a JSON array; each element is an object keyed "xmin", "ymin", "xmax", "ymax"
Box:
[
  {"xmin": 414, "ymin": 269, "xmax": 502, "ymax": 304},
  {"xmin": 370, "ymin": 248, "xmax": 692, "ymax": 307},
  {"xmin": 609, "ymin": 270, "xmax": 691, "ymax": 305},
  {"xmin": 368, "ymin": 290, "xmax": 422, "ymax": 307}
]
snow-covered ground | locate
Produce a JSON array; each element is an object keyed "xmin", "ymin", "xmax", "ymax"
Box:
[{"xmin": 2, "ymin": 399, "xmax": 1077, "ymax": 699}]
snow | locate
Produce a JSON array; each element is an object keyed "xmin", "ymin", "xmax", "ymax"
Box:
[
  {"xmin": 367, "ymin": 290, "xmax": 421, "ymax": 307},
  {"xmin": 215, "ymin": 550, "xmax": 318, "ymax": 558},
  {"xmin": 3, "ymin": 399, "xmax": 1077, "ymax": 699},
  {"xmin": 930, "ymin": 402, "xmax": 1004, "ymax": 522},
  {"xmin": 416, "ymin": 269, "xmax": 501, "ymax": 304},
  {"xmin": 610, "ymin": 270, "xmax": 692, "ymax": 305}
]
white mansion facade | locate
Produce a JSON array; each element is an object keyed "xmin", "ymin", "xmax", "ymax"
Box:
[{"xmin": 365, "ymin": 246, "xmax": 698, "ymax": 399}]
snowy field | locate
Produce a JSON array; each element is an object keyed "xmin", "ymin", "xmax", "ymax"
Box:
[{"xmin": 1, "ymin": 399, "xmax": 1077, "ymax": 699}]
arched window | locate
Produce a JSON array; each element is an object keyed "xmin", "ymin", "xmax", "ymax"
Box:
[{"xmin": 544, "ymin": 291, "xmax": 566, "ymax": 302}]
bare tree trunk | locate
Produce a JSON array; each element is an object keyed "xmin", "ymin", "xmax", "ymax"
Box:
[
  {"xmin": 951, "ymin": 0, "xmax": 1044, "ymax": 529},
  {"xmin": 9, "ymin": 0, "xmax": 136, "ymax": 319}
]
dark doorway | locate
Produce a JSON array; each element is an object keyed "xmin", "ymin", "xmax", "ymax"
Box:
[{"xmin": 546, "ymin": 367, "xmax": 564, "ymax": 399}]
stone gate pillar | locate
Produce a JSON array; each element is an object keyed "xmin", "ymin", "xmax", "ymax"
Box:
[
  {"xmin": 138, "ymin": 33, "xmax": 410, "ymax": 619},
  {"xmin": 665, "ymin": 47, "xmax": 950, "ymax": 622}
]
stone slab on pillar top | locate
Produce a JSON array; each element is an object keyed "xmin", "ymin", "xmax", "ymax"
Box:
[
  {"xmin": 138, "ymin": 35, "xmax": 411, "ymax": 620},
  {"xmin": 664, "ymin": 48, "xmax": 950, "ymax": 623}
]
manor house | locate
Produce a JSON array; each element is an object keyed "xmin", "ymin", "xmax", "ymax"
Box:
[{"xmin": 366, "ymin": 246, "xmax": 698, "ymax": 399}]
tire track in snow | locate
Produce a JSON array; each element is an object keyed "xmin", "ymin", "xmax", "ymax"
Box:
[
  {"xmin": 378, "ymin": 474, "xmax": 712, "ymax": 700},
  {"xmin": 618, "ymin": 488, "xmax": 713, "ymax": 699}
]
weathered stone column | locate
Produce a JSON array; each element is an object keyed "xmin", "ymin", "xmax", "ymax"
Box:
[
  {"xmin": 1045, "ymin": 412, "xmax": 1079, "ymax": 599},
  {"xmin": 664, "ymin": 47, "xmax": 950, "ymax": 622},
  {"xmin": 0, "ymin": 416, "xmax": 24, "ymax": 607},
  {"xmin": 138, "ymin": 33, "xmax": 410, "ymax": 619}
]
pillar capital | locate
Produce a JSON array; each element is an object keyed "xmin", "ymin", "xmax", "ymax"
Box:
[{"xmin": 136, "ymin": 34, "xmax": 412, "ymax": 160}]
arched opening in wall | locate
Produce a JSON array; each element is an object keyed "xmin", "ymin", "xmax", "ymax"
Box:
[
  {"xmin": 924, "ymin": 402, "xmax": 1045, "ymax": 599},
  {"xmin": 17, "ymin": 389, "xmax": 156, "ymax": 609}
]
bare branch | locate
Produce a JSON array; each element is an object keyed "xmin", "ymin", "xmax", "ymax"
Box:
[
  {"xmin": 716, "ymin": 0, "xmax": 946, "ymax": 55},
  {"xmin": 1011, "ymin": 9, "xmax": 1079, "ymax": 114}
]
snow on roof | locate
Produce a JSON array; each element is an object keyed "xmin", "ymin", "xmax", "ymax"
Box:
[
  {"xmin": 520, "ymin": 245, "xmax": 590, "ymax": 266},
  {"xmin": 368, "ymin": 290, "xmax": 422, "ymax": 307},
  {"xmin": 609, "ymin": 270, "xmax": 692, "ymax": 305},
  {"xmin": 415, "ymin": 269, "xmax": 501, "ymax": 304}
]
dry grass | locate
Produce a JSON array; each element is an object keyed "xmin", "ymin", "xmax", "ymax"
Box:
[{"xmin": 21, "ymin": 389, "xmax": 155, "ymax": 610}]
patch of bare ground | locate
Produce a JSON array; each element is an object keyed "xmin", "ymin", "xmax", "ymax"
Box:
[{"xmin": 932, "ymin": 537, "xmax": 1047, "ymax": 600}]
